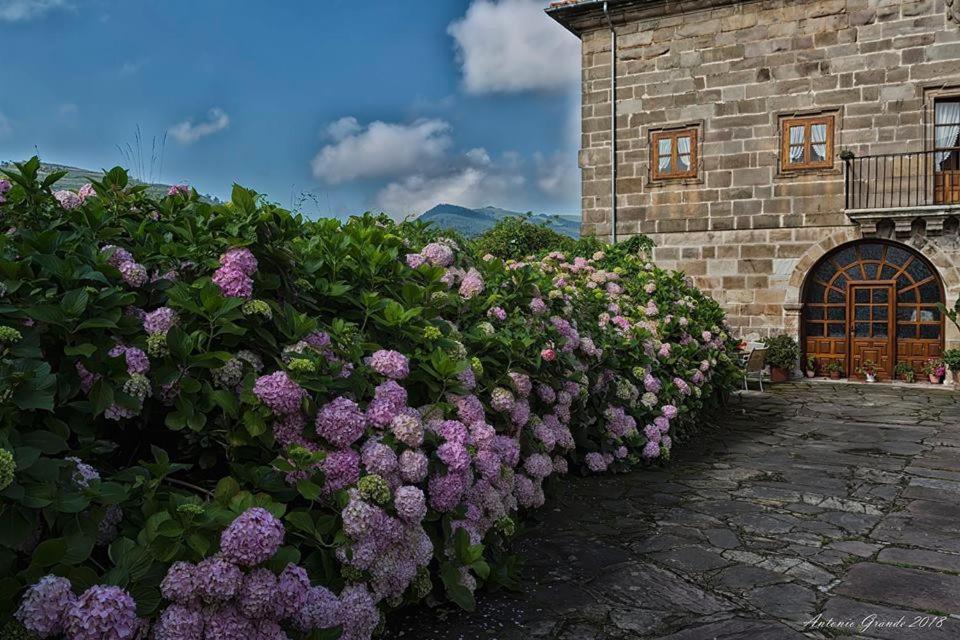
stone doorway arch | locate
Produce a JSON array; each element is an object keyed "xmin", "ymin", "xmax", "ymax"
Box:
[{"xmin": 800, "ymin": 239, "xmax": 946, "ymax": 379}]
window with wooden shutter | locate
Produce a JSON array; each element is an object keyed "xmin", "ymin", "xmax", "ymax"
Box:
[
  {"xmin": 651, "ymin": 128, "xmax": 698, "ymax": 180},
  {"xmin": 780, "ymin": 115, "xmax": 834, "ymax": 171}
]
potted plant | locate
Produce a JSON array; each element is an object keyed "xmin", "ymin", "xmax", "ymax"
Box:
[
  {"xmin": 856, "ymin": 360, "xmax": 878, "ymax": 383},
  {"xmin": 894, "ymin": 360, "xmax": 916, "ymax": 383},
  {"xmin": 805, "ymin": 354, "xmax": 817, "ymax": 378},
  {"xmin": 943, "ymin": 348, "xmax": 960, "ymax": 385},
  {"xmin": 825, "ymin": 360, "xmax": 844, "ymax": 380},
  {"xmin": 765, "ymin": 334, "xmax": 800, "ymax": 383},
  {"xmin": 923, "ymin": 357, "xmax": 946, "ymax": 384}
]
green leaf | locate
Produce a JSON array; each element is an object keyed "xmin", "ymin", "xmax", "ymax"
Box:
[
  {"xmin": 61, "ymin": 289, "xmax": 89, "ymax": 316},
  {"xmin": 64, "ymin": 343, "xmax": 98, "ymax": 357},
  {"xmin": 285, "ymin": 511, "xmax": 315, "ymax": 535},
  {"xmin": 243, "ymin": 411, "xmax": 266, "ymax": 437},
  {"xmin": 31, "ymin": 538, "xmax": 68, "ymax": 567},
  {"xmin": 440, "ymin": 562, "xmax": 476, "ymax": 611},
  {"xmin": 20, "ymin": 431, "xmax": 67, "ymax": 454},
  {"xmin": 167, "ymin": 325, "xmax": 192, "ymax": 360},
  {"xmin": 62, "ymin": 534, "xmax": 95, "ymax": 565},
  {"xmin": 296, "ymin": 480, "xmax": 321, "ymax": 501}
]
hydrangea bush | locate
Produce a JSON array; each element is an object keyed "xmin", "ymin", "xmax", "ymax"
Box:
[{"xmin": 0, "ymin": 157, "xmax": 739, "ymax": 639}]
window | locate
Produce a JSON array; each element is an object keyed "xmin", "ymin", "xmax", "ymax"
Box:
[
  {"xmin": 780, "ymin": 115, "xmax": 834, "ymax": 171},
  {"xmin": 934, "ymin": 98, "xmax": 960, "ymax": 171},
  {"xmin": 651, "ymin": 128, "xmax": 698, "ymax": 180},
  {"xmin": 934, "ymin": 98, "xmax": 960, "ymax": 204}
]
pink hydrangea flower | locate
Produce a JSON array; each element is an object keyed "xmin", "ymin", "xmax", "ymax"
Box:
[
  {"xmin": 53, "ymin": 190, "xmax": 82, "ymax": 210},
  {"xmin": 367, "ymin": 349, "xmax": 410, "ymax": 379}
]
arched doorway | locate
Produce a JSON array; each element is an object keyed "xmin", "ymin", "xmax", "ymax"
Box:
[{"xmin": 801, "ymin": 240, "xmax": 945, "ymax": 379}]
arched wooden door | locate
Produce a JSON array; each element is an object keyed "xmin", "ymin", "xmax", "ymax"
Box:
[{"xmin": 802, "ymin": 240, "xmax": 945, "ymax": 379}]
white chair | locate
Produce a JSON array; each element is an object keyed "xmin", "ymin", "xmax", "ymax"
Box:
[{"xmin": 742, "ymin": 348, "xmax": 768, "ymax": 391}]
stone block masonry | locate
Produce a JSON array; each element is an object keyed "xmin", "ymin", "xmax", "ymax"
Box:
[{"xmin": 567, "ymin": 0, "xmax": 960, "ymax": 340}]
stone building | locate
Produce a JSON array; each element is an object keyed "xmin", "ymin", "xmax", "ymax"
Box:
[{"xmin": 548, "ymin": 0, "xmax": 960, "ymax": 378}]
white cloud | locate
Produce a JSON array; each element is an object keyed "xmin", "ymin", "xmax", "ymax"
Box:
[
  {"xmin": 535, "ymin": 152, "xmax": 579, "ymax": 199},
  {"xmin": 0, "ymin": 0, "xmax": 68, "ymax": 22},
  {"xmin": 168, "ymin": 108, "xmax": 230, "ymax": 144},
  {"xmin": 448, "ymin": 0, "xmax": 579, "ymax": 94},
  {"xmin": 311, "ymin": 118, "xmax": 453, "ymax": 184},
  {"xmin": 374, "ymin": 149, "xmax": 525, "ymax": 218}
]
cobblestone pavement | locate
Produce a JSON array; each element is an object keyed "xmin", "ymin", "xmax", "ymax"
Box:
[{"xmin": 388, "ymin": 382, "xmax": 960, "ymax": 640}]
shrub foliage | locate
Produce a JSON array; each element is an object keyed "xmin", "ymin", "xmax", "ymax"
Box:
[{"xmin": 0, "ymin": 158, "xmax": 739, "ymax": 640}]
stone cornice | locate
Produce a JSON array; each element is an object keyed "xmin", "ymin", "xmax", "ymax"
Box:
[{"xmin": 546, "ymin": 0, "xmax": 747, "ymax": 37}]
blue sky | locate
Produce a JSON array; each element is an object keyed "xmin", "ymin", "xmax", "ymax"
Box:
[{"xmin": 0, "ymin": 0, "xmax": 581, "ymax": 219}]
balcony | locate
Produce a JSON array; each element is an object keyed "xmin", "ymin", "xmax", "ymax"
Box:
[{"xmin": 843, "ymin": 149, "xmax": 960, "ymax": 236}]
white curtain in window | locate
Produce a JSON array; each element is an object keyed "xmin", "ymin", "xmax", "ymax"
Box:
[
  {"xmin": 676, "ymin": 136, "xmax": 691, "ymax": 170},
  {"xmin": 935, "ymin": 101, "xmax": 960, "ymax": 165},
  {"xmin": 658, "ymin": 138, "xmax": 671, "ymax": 172},
  {"xmin": 810, "ymin": 124, "xmax": 827, "ymax": 162},
  {"xmin": 789, "ymin": 125, "xmax": 805, "ymax": 162}
]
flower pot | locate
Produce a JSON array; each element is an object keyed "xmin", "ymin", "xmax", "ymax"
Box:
[
  {"xmin": 770, "ymin": 366, "xmax": 789, "ymax": 383},
  {"xmin": 865, "ymin": 373, "xmax": 876, "ymax": 383},
  {"xmin": 829, "ymin": 371, "xmax": 841, "ymax": 380},
  {"xmin": 900, "ymin": 374, "xmax": 914, "ymax": 384},
  {"xmin": 805, "ymin": 370, "xmax": 816, "ymax": 378},
  {"xmin": 929, "ymin": 374, "xmax": 940, "ymax": 384},
  {"xmin": 953, "ymin": 370, "xmax": 960, "ymax": 385}
]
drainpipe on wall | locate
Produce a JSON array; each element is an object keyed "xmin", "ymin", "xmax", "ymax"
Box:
[{"xmin": 603, "ymin": 1, "xmax": 617, "ymax": 244}]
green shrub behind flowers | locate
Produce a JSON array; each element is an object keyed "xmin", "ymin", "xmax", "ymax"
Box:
[{"xmin": 0, "ymin": 157, "xmax": 740, "ymax": 640}]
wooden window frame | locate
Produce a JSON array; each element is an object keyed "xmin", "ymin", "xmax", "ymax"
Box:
[
  {"xmin": 780, "ymin": 115, "xmax": 834, "ymax": 172},
  {"xmin": 651, "ymin": 128, "xmax": 698, "ymax": 181}
]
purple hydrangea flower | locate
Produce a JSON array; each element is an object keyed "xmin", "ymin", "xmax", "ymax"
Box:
[
  {"xmin": 153, "ymin": 604, "xmax": 203, "ymax": 640},
  {"xmin": 220, "ymin": 508, "xmax": 285, "ymax": 567},
  {"xmin": 253, "ymin": 371, "xmax": 306, "ymax": 416},
  {"xmin": 437, "ymin": 441, "xmax": 470, "ymax": 472},
  {"xmin": 487, "ymin": 306, "xmax": 507, "ymax": 321},
  {"xmin": 219, "ymin": 248, "xmax": 258, "ymax": 275},
  {"xmin": 195, "ymin": 557, "xmax": 243, "ymax": 602},
  {"xmin": 428, "ymin": 472, "xmax": 468, "ymax": 512},
  {"xmin": 458, "ymin": 268, "xmax": 484, "ymax": 299},
  {"xmin": 321, "ymin": 448, "xmax": 361, "ymax": 493},
  {"xmin": 64, "ymin": 585, "xmax": 139, "ymax": 640},
  {"xmin": 584, "ymin": 452, "xmax": 608, "ymax": 472},
  {"xmin": 420, "ymin": 243, "xmax": 454, "ymax": 267},
  {"xmin": 367, "ymin": 350, "xmax": 410, "ymax": 380},
  {"xmin": 212, "ymin": 267, "xmax": 253, "ymax": 299},
  {"xmin": 203, "ymin": 604, "xmax": 254, "ymax": 640},
  {"xmin": 390, "ymin": 410, "xmax": 423, "ymax": 447},
  {"xmin": 15, "ymin": 575, "xmax": 76, "ymax": 638},
  {"xmin": 66, "ymin": 456, "xmax": 100, "ymax": 488},
  {"xmin": 295, "ymin": 586, "xmax": 339, "ymax": 632},
  {"xmin": 523, "ymin": 453, "xmax": 553, "ymax": 479},
  {"xmin": 237, "ymin": 568, "xmax": 277, "ymax": 618},
  {"xmin": 275, "ymin": 564, "xmax": 310, "ymax": 621},
  {"xmin": 54, "ymin": 190, "xmax": 82, "ymax": 210},
  {"xmin": 124, "ymin": 347, "xmax": 150, "ymax": 375},
  {"xmin": 119, "ymin": 261, "xmax": 148, "ymax": 288},
  {"xmin": 361, "ymin": 441, "xmax": 398, "ymax": 477},
  {"xmin": 160, "ymin": 562, "xmax": 197, "ymax": 604},
  {"xmin": 662, "ymin": 404, "xmax": 678, "ymax": 420},
  {"xmin": 336, "ymin": 584, "xmax": 379, "ymax": 640},
  {"xmin": 316, "ymin": 397, "xmax": 367, "ymax": 447},
  {"xmin": 143, "ymin": 307, "xmax": 178, "ymax": 334},
  {"xmin": 405, "ymin": 253, "xmax": 426, "ymax": 269},
  {"xmin": 643, "ymin": 441, "xmax": 661, "ymax": 459},
  {"xmin": 398, "ymin": 450, "xmax": 428, "ymax": 483},
  {"xmin": 393, "ymin": 485, "xmax": 426, "ymax": 522}
]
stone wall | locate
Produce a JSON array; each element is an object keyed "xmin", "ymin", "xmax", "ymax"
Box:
[{"xmin": 575, "ymin": 0, "xmax": 960, "ymax": 339}]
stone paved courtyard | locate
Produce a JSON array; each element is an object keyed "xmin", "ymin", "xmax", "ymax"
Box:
[{"xmin": 389, "ymin": 382, "xmax": 960, "ymax": 639}]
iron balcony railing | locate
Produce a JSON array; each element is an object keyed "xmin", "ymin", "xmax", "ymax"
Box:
[{"xmin": 844, "ymin": 148, "xmax": 960, "ymax": 211}]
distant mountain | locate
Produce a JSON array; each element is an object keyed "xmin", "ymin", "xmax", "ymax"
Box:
[
  {"xmin": 418, "ymin": 204, "xmax": 580, "ymax": 238},
  {"xmin": 0, "ymin": 161, "xmax": 218, "ymax": 202}
]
